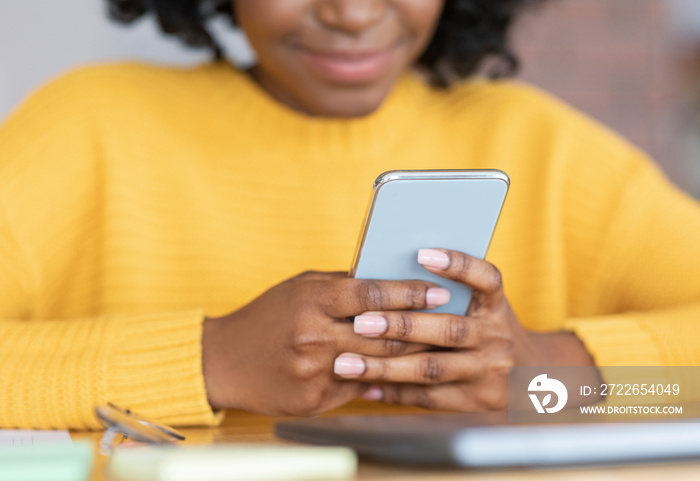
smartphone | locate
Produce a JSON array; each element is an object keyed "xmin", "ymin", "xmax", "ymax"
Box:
[{"xmin": 349, "ymin": 170, "xmax": 509, "ymax": 315}]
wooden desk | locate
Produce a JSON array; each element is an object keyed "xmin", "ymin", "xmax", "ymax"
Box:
[{"xmin": 75, "ymin": 400, "xmax": 700, "ymax": 481}]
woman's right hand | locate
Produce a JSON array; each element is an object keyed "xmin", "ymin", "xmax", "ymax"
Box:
[{"xmin": 201, "ymin": 271, "xmax": 450, "ymax": 416}]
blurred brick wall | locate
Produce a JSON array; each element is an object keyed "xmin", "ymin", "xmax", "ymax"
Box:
[{"xmin": 511, "ymin": 0, "xmax": 682, "ymax": 180}]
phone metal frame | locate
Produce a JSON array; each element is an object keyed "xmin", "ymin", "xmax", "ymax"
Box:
[{"xmin": 349, "ymin": 169, "xmax": 510, "ymax": 277}]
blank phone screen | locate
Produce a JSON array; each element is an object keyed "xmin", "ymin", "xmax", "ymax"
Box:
[{"xmin": 352, "ymin": 172, "xmax": 508, "ymax": 315}]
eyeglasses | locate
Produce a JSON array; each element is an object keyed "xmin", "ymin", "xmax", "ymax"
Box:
[{"xmin": 95, "ymin": 403, "xmax": 185, "ymax": 455}]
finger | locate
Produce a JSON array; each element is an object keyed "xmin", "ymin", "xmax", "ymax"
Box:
[
  {"xmin": 323, "ymin": 380, "xmax": 373, "ymax": 412},
  {"xmin": 360, "ymin": 385, "xmax": 385, "ymax": 401},
  {"xmin": 324, "ymin": 278, "xmax": 450, "ymax": 318},
  {"xmin": 337, "ymin": 324, "xmax": 433, "ymax": 357},
  {"xmin": 290, "ymin": 271, "xmax": 347, "ymax": 282},
  {"xmin": 417, "ymin": 249, "xmax": 503, "ymax": 301},
  {"xmin": 365, "ymin": 383, "xmax": 446, "ymax": 410},
  {"xmin": 286, "ymin": 380, "xmax": 369, "ymax": 417},
  {"xmin": 353, "ymin": 310, "xmax": 482, "ymax": 348},
  {"xmin": 333, "ymin": 352, "xmax": 482, "ymax": 385},
  {"xmin": 333, "ymin": 319, "xmax": 433, "ymax": 357},
  {"xmin": 377, "ymin": 383, "xmax": 491, "ymax": 411}
]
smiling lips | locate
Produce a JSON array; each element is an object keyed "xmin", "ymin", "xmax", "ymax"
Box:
[{"xmin": 298, "ymin": 46, "xmax": 396, "ymax": 84}]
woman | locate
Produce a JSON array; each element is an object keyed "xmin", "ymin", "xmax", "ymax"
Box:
[{"xmin": 1, "ymin": 0, "xmax": 698, "ymax": 429}]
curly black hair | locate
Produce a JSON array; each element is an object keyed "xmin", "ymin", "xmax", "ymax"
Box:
[{"xmin": 107, "ymin": 0, "xmax": 546, "ymax": 87}]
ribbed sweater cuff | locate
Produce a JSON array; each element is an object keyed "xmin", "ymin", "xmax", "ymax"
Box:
[
  {"xmin": 564, "ymin": 317, "xmax": 663, "ymax": 366},
  {"xmin": 105, "ymin": 310, "xmax": 224, "ymax": 427}
]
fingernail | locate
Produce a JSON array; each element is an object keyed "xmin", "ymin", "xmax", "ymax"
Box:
[
  {"xmin": 334, "ymin": 355, "xmax": 366, "ymax": 377},
  {"xmin": 426, "ymin": 287, "xmax": 451, "ymax": 307},
  {"xmin": 362, "ymin": 386, "xmax": 384, "ymax": 401},
  {"xmin": 417, "ymin": 249, "xmax": 450, "ymax": 269},
  {"xmin": 354, "ymin": 314, "xmax": 387, "ymax": 336}
]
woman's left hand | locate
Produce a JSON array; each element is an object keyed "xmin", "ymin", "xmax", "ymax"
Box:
[{"xmin": 333, "ymin": 248, "xmax": 595, "ymax": 411}]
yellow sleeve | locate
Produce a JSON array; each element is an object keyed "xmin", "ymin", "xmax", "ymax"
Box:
[
  {"xmin": 565, "ymin": 158, "xmax": 700, "ymax": 367},
  {"xmin": 0, "ymin": 68, "xmax": 220, "ymax": 429},
  {"xmin": 0, "ymin": 202, "xmax": 219, "ymax": 429}
]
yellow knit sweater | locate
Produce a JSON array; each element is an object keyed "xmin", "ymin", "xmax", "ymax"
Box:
[{"xmin": 1, "ymin": 62, "xmax": 699, "ymax": 429}]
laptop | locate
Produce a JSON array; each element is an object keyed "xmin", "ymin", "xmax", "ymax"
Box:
[{"xmin": 275, "ymin": 412, "xmax": 700, "ymax": 468}]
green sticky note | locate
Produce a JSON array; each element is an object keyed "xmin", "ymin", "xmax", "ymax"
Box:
[{"xmin": 0, "ymin": 441, "xmax": 93, "ymax": 481}]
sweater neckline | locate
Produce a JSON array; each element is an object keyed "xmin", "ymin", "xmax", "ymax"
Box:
[{"xmin": 201, "ymin": 62, "xmax": 432, "ymax": 156}]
